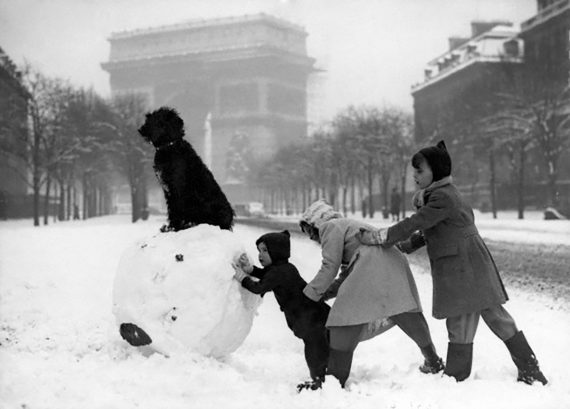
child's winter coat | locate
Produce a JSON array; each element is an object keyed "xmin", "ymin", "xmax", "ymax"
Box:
[
  {"xmin": 385, "ymin": 180, "xmax": 508, "ymax": 319},
  {"xmin": 303, "ymin": 217, "xmax": 422, "ymax": 329},
  {"xmin": 240, "ymin": 233, "xmax": 329, "ymax": 339}
]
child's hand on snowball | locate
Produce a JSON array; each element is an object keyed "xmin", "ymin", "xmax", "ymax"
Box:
[
  {"xmin": 232, "ymin": 263, "xmax": 249, "ymax": 282},
  {"xmin": 237, "ymin": 253, "xmax": 253, "ymax": 274}
]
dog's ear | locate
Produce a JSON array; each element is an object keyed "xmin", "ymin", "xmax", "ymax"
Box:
[
  {"xmin": 137, "ymin": 113, "xmax": 149, "ymax": 140},
  {"xmin": 165, "ymin": 108, "xmax": 185, "ymax": 138},
  {"xmin": 137, "ymin": 111, "xmax": 156, "ymax": 143}
]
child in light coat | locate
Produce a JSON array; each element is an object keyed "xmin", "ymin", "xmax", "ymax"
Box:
[
  {"xmin": 299, "ymin": 200, "xmax": 443, "ymax": 389},
  {"xmin": 358, "ymin": 140, "xmax": 547, "ymax": 385}
]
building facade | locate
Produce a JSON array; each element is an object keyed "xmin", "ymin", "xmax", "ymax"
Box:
[
  {"xmin": 412, "ymin": 21, "xmax": 523, "ymax": 142},
  {"xmin": 411, "ymin": 2, "xmax": 570, "ymax": 212},
  {"xmin": 101, "ymin": 14, "xmax": 315, "ymax": 202},
  {"xmin": 0, "ymin": 47, "xmax": 29, "ymax": 219},
  {"xmin": 411, "ymin": 21, "xmax": 523, "ymax": 207},
  {"xmin": 520, "ymin": 0, "xmax": 570, "ymax": 86}
]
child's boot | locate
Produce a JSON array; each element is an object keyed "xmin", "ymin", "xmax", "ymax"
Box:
[
  {"xmin": 419, "ymin": 342, "xmax": 445, "ymax": 374},
  {"xmin": 504, "ymin": 331, "xmax": 548, "ymax": 385},
  {"xmin": 296, "ymin": 376, "xmax": 324, "ymax": 392},
  {"xmin": 297, "ymin": 362, "xmax": 327, "ymax": 392},
  {"xmin": 443, "ymin": 342, "xmax": 473, "ymax": 381}
]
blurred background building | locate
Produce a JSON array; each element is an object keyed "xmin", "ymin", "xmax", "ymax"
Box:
[
  {"xmin": 411, "ymin": 0, "xmax": 570, "ymax": 213},
  {"xmin": 101, "ymin": 13, "xmax": 316, "ymax": 203}
]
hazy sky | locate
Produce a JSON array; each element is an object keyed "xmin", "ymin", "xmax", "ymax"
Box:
[{"xmin": 0, "ymin": 0, "xmax": 537, "ymax": 118}]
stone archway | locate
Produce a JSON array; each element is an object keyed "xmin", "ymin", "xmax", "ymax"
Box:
[{"xmin": 161, "ymin": 87, "xmax": 213, "ymax": 159}]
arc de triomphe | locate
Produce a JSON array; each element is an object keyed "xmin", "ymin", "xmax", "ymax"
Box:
[{"xmin": 101, "ymin": 13, "xmax": 315, "ymax": 202}]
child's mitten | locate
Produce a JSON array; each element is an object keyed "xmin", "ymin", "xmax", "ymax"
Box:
[
  {"xmin": 356, "ymin": 227, "xmax": 387, "ymax": 246},
  {"xmin": 396, "ymin": 231, "xmax": 425, "ymax": 253},
  {"xmin": 236, "ymin": 253, "xmax": 253, "ymax": 274},
  {"xmin": 232, "ymin": 263, "xmax": 249, "ymax": 282}
]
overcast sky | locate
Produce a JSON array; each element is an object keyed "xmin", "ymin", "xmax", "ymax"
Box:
[{"xmin": 0, "ymin": 0, "xmax": 537, "ymax": 119}]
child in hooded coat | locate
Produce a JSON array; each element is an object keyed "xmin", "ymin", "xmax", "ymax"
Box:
[
  {"xmin": 233, "ymin": 230, "xmax": 330, "ymax": 391},
  {"xmin": 358, "ymin": 140, "xmax": 548, "ymax": 385}
]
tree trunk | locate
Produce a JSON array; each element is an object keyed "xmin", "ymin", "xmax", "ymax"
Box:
[
  {"xmin": 328, "ymin": 189, "xmax": 336, "ymax": 209},
  {"xmin": 131, "ymin": 183, "xmax": 139, "ymax": 223},
  {"xmin": 82, "ymin": 173, "xmax": 89, "ymax": 220},
  {"xmin": 58, "ymin": 182, "xmax": 65, "ymax": 221},
  {"xmin": 99, "ymin": 188, "xmax": 104, "ymax": 216},
  {"xmin": 90, "ymin": 185, "xmax": 97, "ymax": 218},
  {"xmin": 547, "ymin": 161, "xmax": 559, "ymax": 208},
  {"xmin": 104, "ymin": 188, "xmax": 112, "ymax": 215},
  {"xmin": 489, "ymin": 149, "xmax": 497, "ymax": 219},
  {"xmin": 367, "ymin": 158, "xmax": 374, "ymax": 218},
  {"xmin": 359, "ymin": 178, "xmax": 366, "ymax": 218},
  {"xmin": 516, "ymin": 143, "xmax": 526, "ymax": 220},
  {"xmin": 350, "ymin": 176, "xmax": 356, "ymax": 214},
  {"xmin": 66, "ymin": 183, "xmax": 72, "ymax": 220},
  {"xmin": 380, "ymin": 173, "xmax": 390, "ymax": 219},
  {"xmin": 33, "ymin": 183, "xmax": 41, "ymax": 227},
  {"xmin": 328, "ymin": 173, "xmax": 337, "ymax": 208},
  {"xmin": 401, "ymin": 169, "xmax": 407, "ymax": 219},
  {"xmin": 43, "ymin": 174, "xmax": 52, "ymax": 225},
  {"xmin": 32, "ymin": 116, "xmax": 41, "ymax": 227}
]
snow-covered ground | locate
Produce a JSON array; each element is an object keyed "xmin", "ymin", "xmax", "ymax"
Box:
[{"xmin": 0, "ymin": 214, "xmax": 569, "ymax": 409}]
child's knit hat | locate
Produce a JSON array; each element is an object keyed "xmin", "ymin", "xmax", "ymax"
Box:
[
  {"xmin": 417, "ymin": 140, "xmax": 452, "ymax": 181},
  {"xmin": 256, "ymin": 230, "xmax": 290, "ymax": 262},
  {"xmin": 300, "ymin": 199, "xmax": 343, "ymax": 229}
]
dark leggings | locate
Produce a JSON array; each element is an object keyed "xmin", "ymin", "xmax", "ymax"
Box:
[
  {"xmin": 329, "ymin": 311, "xmax": 433, "ymax": 352},
  {"xmin": 302, "ymin": 328, "xmax": 329, "ymax": 380},
  {"xmin": 391, "ymin": 311, "xmax": 433, "ymax": 349},
  {"xmin": 327, "ymin": 311, "xmax": 434, "ymax": 386}
]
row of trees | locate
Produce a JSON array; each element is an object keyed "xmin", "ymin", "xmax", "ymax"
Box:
[
  {"xmin": 242, "ymin": 90, "xmax": 569, "ymax": 220},
  {"xmin": 248, "ymin": 105, "xmax": 416, "ymax": 218},
  {"xmin": 2, "ymin": 59, "xmax": 566, "ymax": 225},
  {"xmin": 248, "ymin": 58, "xmax": 570, "ymax": 219},
  {"xmin": 0, "ymin": 63, "xmax": 154, "ymax": 226}
]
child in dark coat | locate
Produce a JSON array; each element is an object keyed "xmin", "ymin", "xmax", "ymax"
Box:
[
  {"xmin": 358, "ymin": 140, "xmax": 547, "ymax": 385},
  {"xmin": 233, "ymin": 230, "xmax": 330, "ymax": 391}
]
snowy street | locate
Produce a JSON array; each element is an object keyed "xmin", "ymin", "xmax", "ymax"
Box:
[{"xmin": 0, "ymin": 215, "xmax": 569, "ymax": 409}]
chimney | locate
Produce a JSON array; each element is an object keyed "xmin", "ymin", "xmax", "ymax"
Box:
[
  {"xmin": 448, "ymin": 36, "xmax": 469, "ymax": 51},
  {"xmin": 471, "ymin": 20, "xmax": 513, "ymax": 37}
]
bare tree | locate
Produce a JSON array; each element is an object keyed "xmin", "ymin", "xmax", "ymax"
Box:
[
  {"xmin": 100, "ymin": 93, "xmax": 152, "ymax": 223},
  {"xmin": 62, "ymin": 88, "xmax": 116, "ymax": 220},
  {"xmin": 384, "ymin": 108, "xmax": 415, "ymax": 218},
  {"xmin": 1, "ymin": 64, "xmax": 65, "ymax": 226},
  {"xmin": 495, "ymin": 57, "xmax": 570, "ymax": 210}
]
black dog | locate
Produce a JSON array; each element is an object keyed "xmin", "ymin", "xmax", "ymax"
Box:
[{"xmin": 138, "ymin": 107, "xmax": 234, "ymax": 232}]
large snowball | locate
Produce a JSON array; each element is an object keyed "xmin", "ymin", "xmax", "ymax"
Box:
[{"xmin": 112, "ymin": 225, "xmax": 261, "ymax": 358}]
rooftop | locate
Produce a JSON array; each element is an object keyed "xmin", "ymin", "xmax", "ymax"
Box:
[
  {"xmin": 0, "ymin": 46, "xmax": 21, "ymax": 80},
  {"xmin": 520, "ymin": 0, "xmax": 570, "ymax": 33},
  {"xmin": 108, "ymin": 13, "xmax": 307, "ymax": 41},
  {"xmin": 412, "ymin": 22, "xmax": 522, "ymax": 94}
]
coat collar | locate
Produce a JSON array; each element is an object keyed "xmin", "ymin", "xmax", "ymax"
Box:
[{"xmin": 412, "ymin": 176, "xmax": 452, "ymax": 209}]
